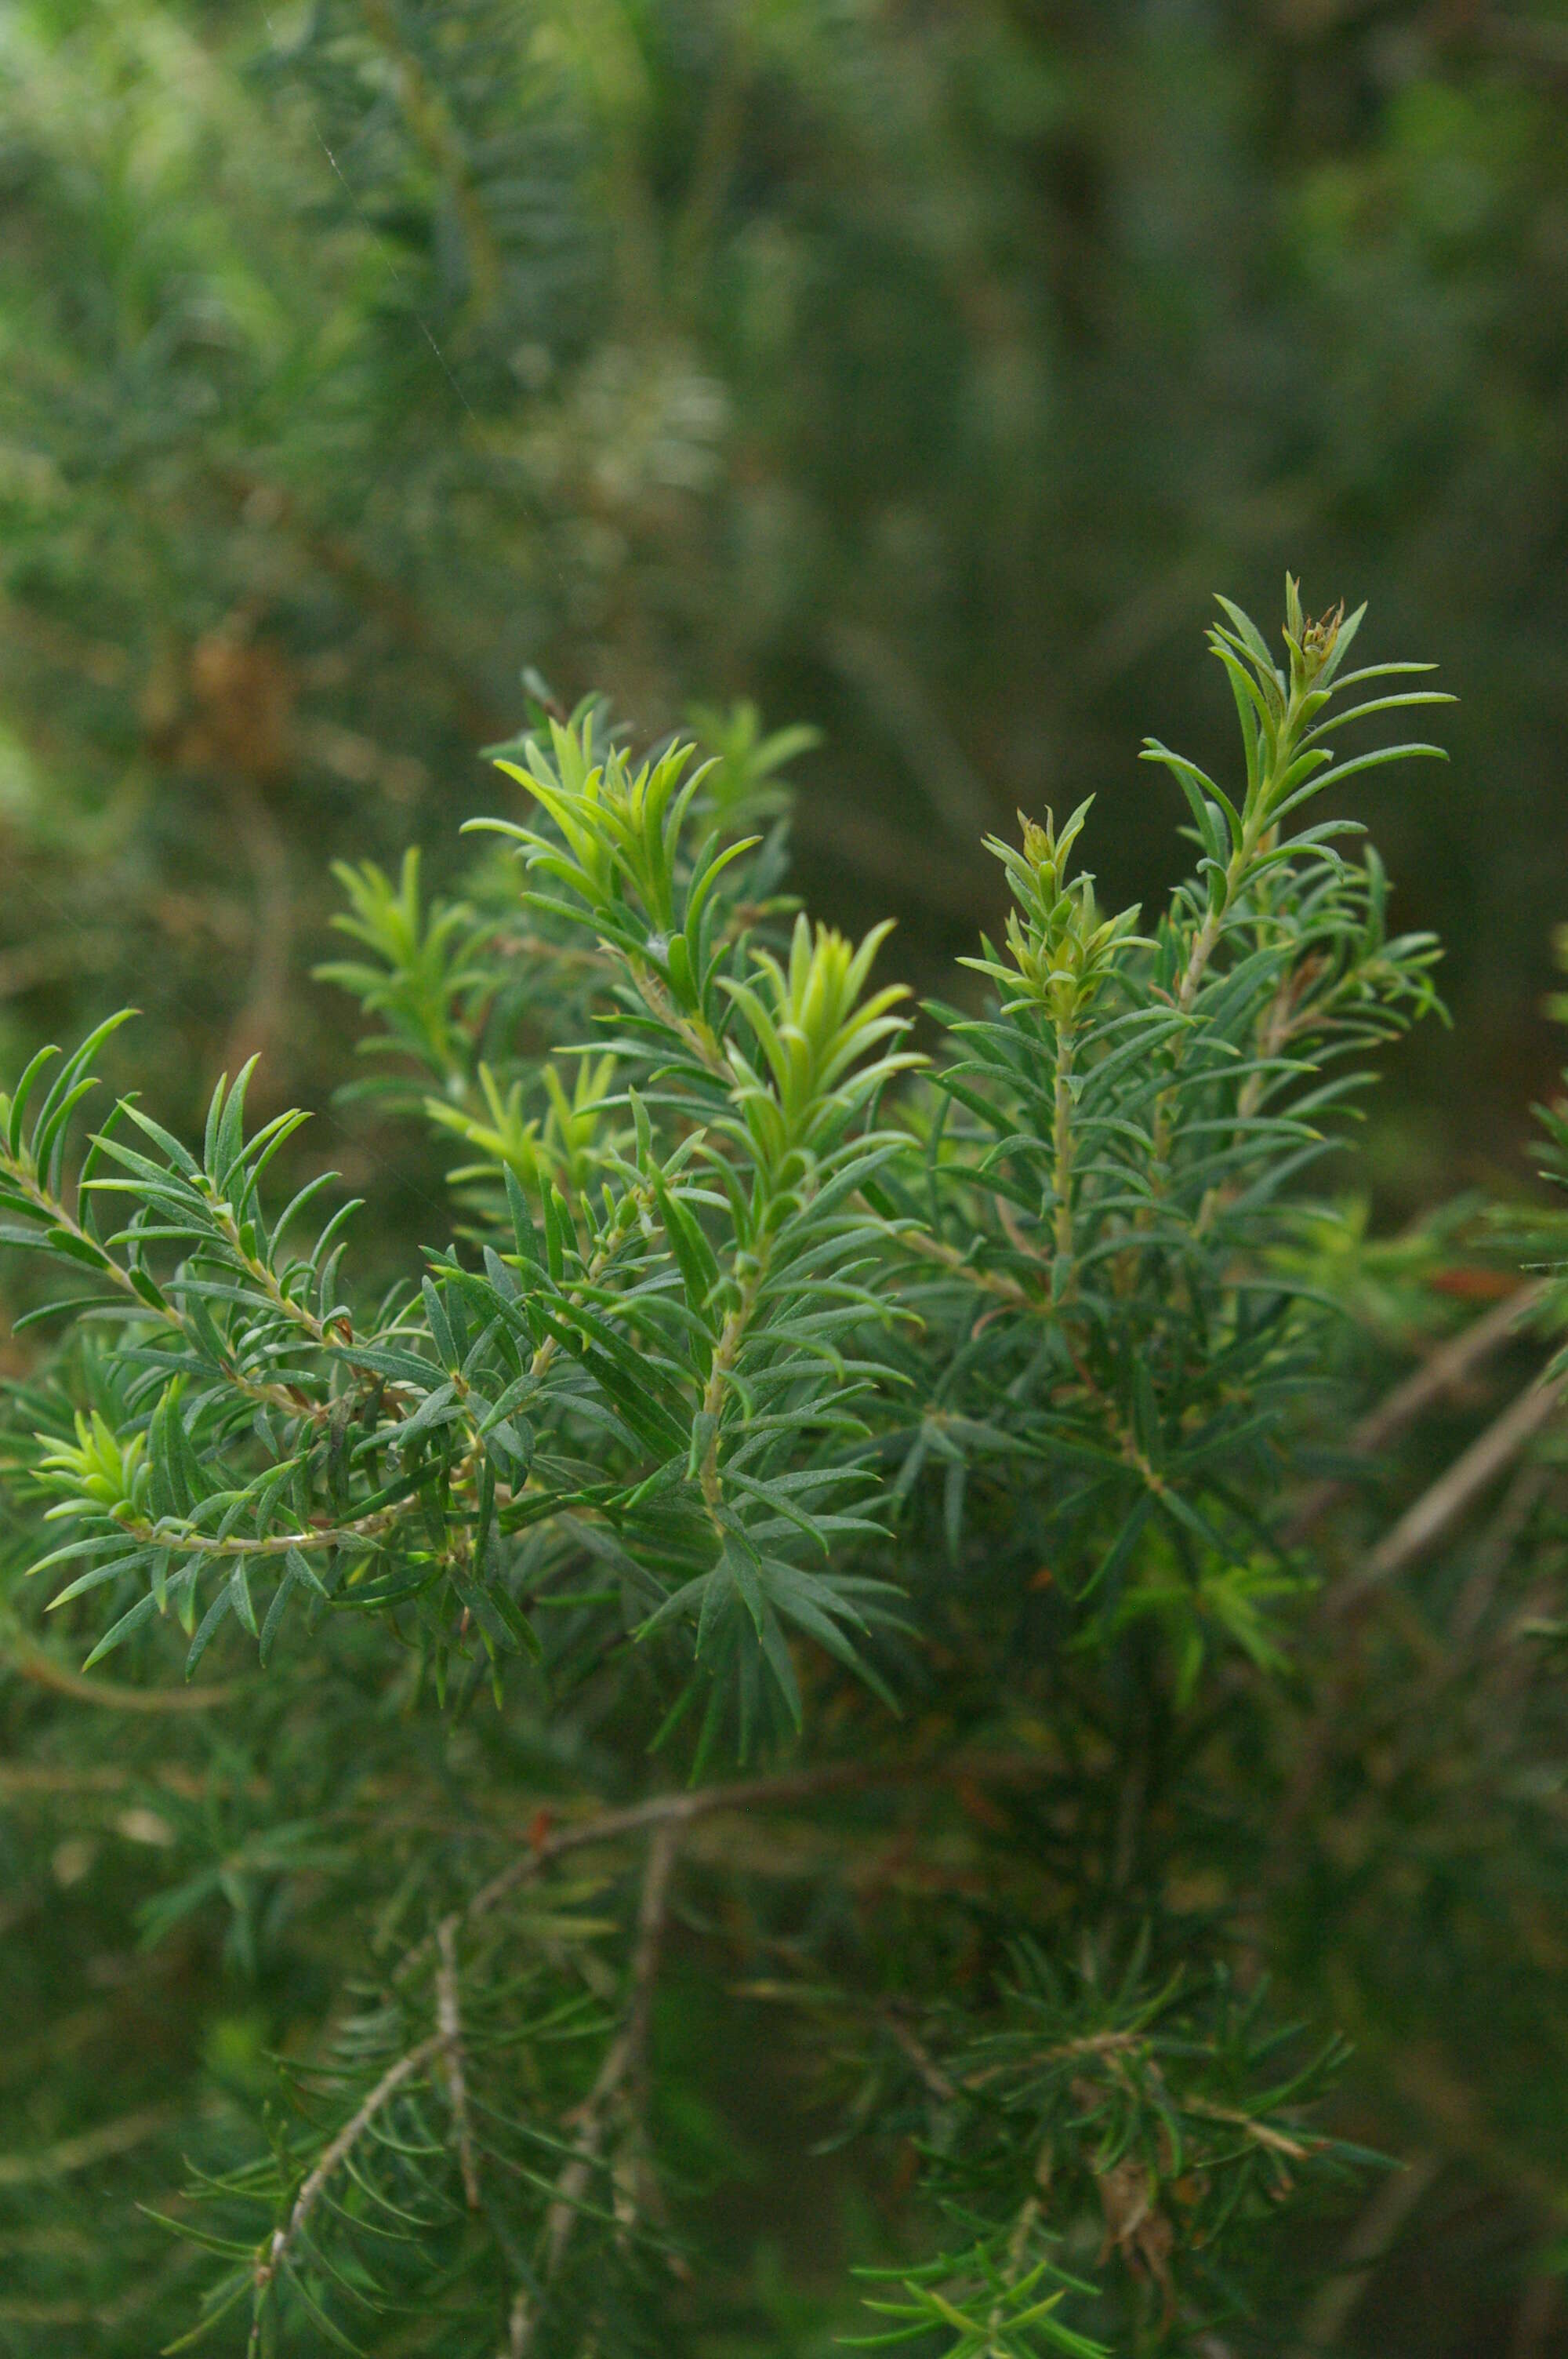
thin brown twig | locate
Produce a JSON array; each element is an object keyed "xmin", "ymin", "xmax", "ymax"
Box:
[
  {"xmin": 510, "ymin": 1824, "xmax": 681, "ymax": 2357},
  {"xmin": 506, "ymin": 2286, "xmax": 530, "ymax": 2359},
  {"xmin": 1264, "ymin": 1293, "xmax": 1559, "ymax": 1880},
  {"xmin": 397, "ymin": 1750, "xmax": 1054, "ymax": 1985},
  {"xmin": 255, "ymin": 2034, "xmax": 444, "ymax": 2295},
  {"xmin": 2, "ymin": 1634, "xmax": 237, "ymax": 1712},
  {"xmin": 0, "ymin": 2107, "xmax": 173, "ymax": 2187},
  {"xmin": 1449, "ymin": 1456, "xmax": 1555, "ymax": 1648},
  {"xmin": 1284, "ymin": 1281, "xmax": 1547, "ymax": 1544},
  {"xmin": 1333, "ymin": 1370, "xmax": 1566, "ymax": 1612},
  {"xmin": 882, "ymin": 2011, "xmax": 959, "ymax": 2104},
  {"xmin": 0, "ymin": 1763, "xmax": 202, "ymax": 1800},
  {"xmin": 1269, "ymin": 1379, "xmax": 1562, "ymax": 1862},
  {"xmin": 1287, "ymin": 2152, "xmax": 1441, "ymax": 2358},
  {"xmin": 437, "ymin": 1921, "xmax": 481, "ymax": 2211}
]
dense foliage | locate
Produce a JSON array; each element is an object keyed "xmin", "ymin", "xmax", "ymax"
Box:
[
  {"xmin": 4, "ymin": 2, "xmax": 1568, "ymax": 2350},
  {"xmin": 5, "ymin": 589, "xmax": 1566, "ymax": 2357},
  {"xmin": 1, "ymin": 0, "xmax": 1566, "ymax": 1158}
]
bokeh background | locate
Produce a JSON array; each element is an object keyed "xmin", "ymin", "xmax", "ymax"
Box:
[
  {"xmin": 3, "ymin": 2, "xmax": 1568, "ymax": 2353},
  {"xmin": 2, "ymin": 0, "xmax": 1566, "ymax": 1201}
]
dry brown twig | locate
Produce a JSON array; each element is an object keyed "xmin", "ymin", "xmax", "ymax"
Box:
[
  {"xmin": 881, "ymin": 2009, "xmax": 960, "ymax": 2104},
  {"xmin": 1286, "ymin": 2153, "xmax": 1441, "ymax": 2359},
  {"xmin": 437, "ymin": 1918, "xmax": 481, "ymax": 2212},
  {"xmin": 1284, "ymin": 1280, "xmax": 1547, "ymax": 1547},
  {"xmin": 0, "ymin": 2106, "xmax": 174, "ymax": 2188},
  {"xmin": 396, "ymin": 1749, "xmax": 1053, "ymax": 1986},
  {"xmin": 253, "ymin": 2034, "xmax": 445, "ymax": 2310},
  {"xmin": 1333, "ymin": 1368, "xmax": 1566, "ymax": 1612},
  {"xmin": 1, "ymin": 1633, "xmax": 238, "ymax": 1712},
  {"xmin": 507, "ymin": 1823, "xmax": 681, "ymax": 2359}
]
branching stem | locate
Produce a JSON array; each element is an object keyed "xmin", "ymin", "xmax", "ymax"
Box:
[
  {"xmin": 510, "ymin": 1823, "xmax": 680, "ymax": 2356},
  {"xmin": 1051, "ymin": 1015, "xmax": 1076, "ymax": 1272},
  {"xmin": 254, "ymin": 2033, "xmax": 445, "ymax": 2297},
  {"xmin": 5, "ymin": 1158, "xmax": 318, "ymax": 1423},
  {"xmin": 699, "ymin": 1259, "xmax": 764, "ymax": 1514},
  {"xmin": 398, "ymin": 1749, "xmax": 1056, "ymax": 1983}
]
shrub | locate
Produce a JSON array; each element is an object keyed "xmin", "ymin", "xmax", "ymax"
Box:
[{"xmin": 0, "ymin": 587, "xmax": 1500, "ymax": 2355}]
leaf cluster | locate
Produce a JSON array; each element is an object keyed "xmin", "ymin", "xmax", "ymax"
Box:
[{"xmin": 0, "ymin": 591, "xmax": 1476, "ymax": 2356}]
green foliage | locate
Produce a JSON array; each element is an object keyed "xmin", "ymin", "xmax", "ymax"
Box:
[
  {"xmin": 3, "ymin": 5, "xmax": 1568, "ymax": 2350},
  {"xmin": 0, "ymin": 589, "xmax": 1508, "ymax": 2357},
  {"xmin": 1, "ymin": 0, "xmax": 1565, "ymax": 1177},
  {"xmin": 846, "ymin": 1950, "xmax": 1357, "ymax": 2356}
]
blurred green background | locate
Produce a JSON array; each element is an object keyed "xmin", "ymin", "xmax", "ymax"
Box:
[
  {"xmin": 2, "ymin": 3, "xmax": 1568, "ymax": 2352},
  {"xmin": 2, "ymin": 0, "xmax": 1566, "ymax": 1209}
]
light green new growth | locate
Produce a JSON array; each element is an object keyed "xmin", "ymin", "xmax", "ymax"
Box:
[{"xmin": 0, "ymin": 591, "xmax": 1461, "ymax": 2356}]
